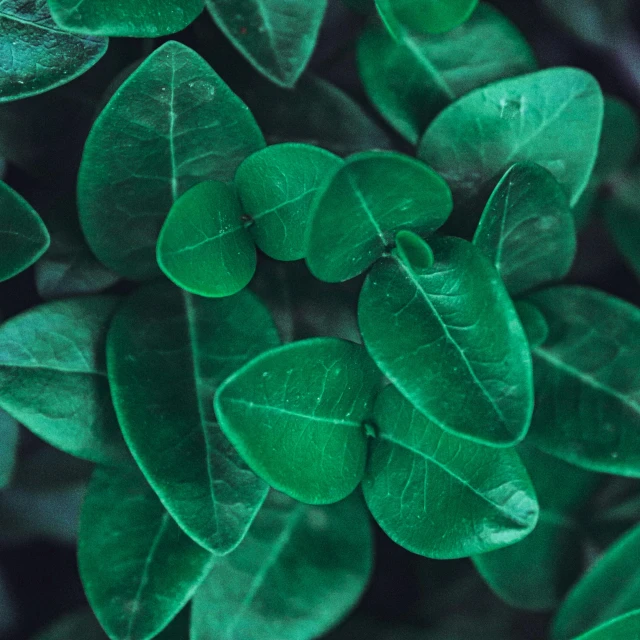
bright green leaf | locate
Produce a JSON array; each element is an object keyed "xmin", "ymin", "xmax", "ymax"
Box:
[
  {"xmin": 306, "ymin": 152, "xmax": 452, "ymax": 282},
  {"xmin": 215, "ymin": 338, "xmax": 381, "ymax": 504},
  {"xmin": 358, "ymin": 235, "xmax": 533, "ymax": 447},
  {"xmin": 0, "ymin": 410, "xmax": 17, "ymax": 489},
  {"xmin": 573, "ymin": 611, "xmax": 640, "ymax": 640},
  {"xmin": 78, "ymin": 41, "xmax": 265, "ymax": 280},
  {"xmin": 191, "ymin": 491, "xmax": 373, "ymax": 640},
  {"xmin": 375, "ymin": 0, "xmax": 479, "ymax": 35}
]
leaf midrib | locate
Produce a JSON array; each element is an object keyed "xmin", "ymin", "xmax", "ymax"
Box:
[{"xmin": 0, "ymin": 7, "xmax": 87, "ymax": 38}]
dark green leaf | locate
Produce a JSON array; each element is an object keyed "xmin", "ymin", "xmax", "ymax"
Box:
[
  {"xmin": 341, "ymin": 0, "xmax": 374, "ymax": 12},
  {"xmin": 358, "ymin": 235, "xmax": 533, "ymax": 446},
  {"xmin": 191, "ymin": 491, "xmax": 373, "ymax": 640},
  {"xmin": 235, "ymin": 143, "xmax": 343, "ymax": 261},
  {"xmin": 31, "ymin": 609, "xmax": 107, "ymax": 640},
  {"xmin": 376, "ymin": 0, "xmax": 479, "ymax": 35},
  {"xmin": 215, "ymin": 338, "xmax": 381, "ymax": 504},
  {"xmin": 0, "ymin": 410, "xmax": 17, "ymax": 489},
  {"xmin": 306, "ymin": 152, "xmax": 452, "ymax": 282},
  {"xmin": 78, "ymin": 41, "xmax": 265, "ymax": 280},
  {"xmin": 0, "ymin": 0, "xmax": 107, "ymax": 102},
  {"xmin": 573, "ymin": 611, "xmax": 640, "ymax": 640},
  {"xmin": 473, "ymin": 162, "xmax": 576, "ymax": 296},
  {"xmin": 0, "ymin": 296, "xmax": 129, "ymax": 465},
  {"xmin": 516, "ymin": 301, "xmax": 549, "ymax": 349}
]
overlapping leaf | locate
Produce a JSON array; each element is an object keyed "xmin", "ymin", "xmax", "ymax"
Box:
[{"xmin": 375, "ymin": 0, "xmax": 479, "ymax": 35}]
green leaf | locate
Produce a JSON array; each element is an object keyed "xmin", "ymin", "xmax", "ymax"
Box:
[
  {"xmin": 473, "ymin": 162, "xmax": 576, "ymax": 296},
  {"xmin": 0, "ymin": 180, "xmax": 49, "ymax": 282},
  {"xmin": 78, "ymin": 41, "xmax": 265, "ymax": 280},
  {"xmin": 205, "ymin": 0, "xmax": 327, "ymax": 88},
  {"xmin": 376, "ymin": 0, "xmax": 478, "ymax": 36},
  {"xmin": 552, "ymin": 523, "xmax": 640, "ymax": 639},
  {"xmin": 191, "ymin": 491, "xmax": 373, "ymax": 640},
  {"xmin": 0, "ymin": 296, "xmax": 129, "ymax": 465},
  {"xmin": 0, "ymin": 0, "xmax": 107, "ymax": 102},
  {"xmin": 48, "ymin": 0, "xmax": 204, "ymax": 37},
  {"xmin": 573, "ymin": 611, "xmax": 640, "ymax": 640},
  {"xmin": 363, "ymin": 385, "xmax": 538, "ymax": 559},
  {"xmin": 215, "ymin": 338, "xmax": 381, "ymax": 504},
  {"xmin": 79, "ymin": 465, "xmax": 213, "ymax": 640},
  {"xmin": 306, "ymin": 152, "xmax": 452, "ymax": 283},
  {"xmin": 525, "ymin": 286, "xmax": 640, "ymax": 476},
  {"xmin": 516, "ymin": 300, "xmax": 549, "ymax": 349},
  {"xmin": 358, "ymin": 235, "xmax": 533, "ymax": 447},
  {"xmin": 0, "ymin": 410, "xmax": 18, "ymax": 489},
  {"xmin": 235, "ymin": 143, "xmax": 343, "ymax": 261},
  {"xmin": 418, "ymin": 68, "xmax": 604, "ymax": 234},
  {"xmin": 358, "ymin": 3, "xmax": 536, "ymax": 144},
  {"xmin": 157, "ymin": 181, "xmax": 256, "ymax": 298},
  {"xmin": 107, "ymin": 282, "xmax": 279, "ymax": 553}
]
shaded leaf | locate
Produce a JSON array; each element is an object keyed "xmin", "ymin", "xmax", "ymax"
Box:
[
  {"xmin": 0, "ymin": 409, "xmax": 17, "ymax": 489},
  {"xmin": 376, "ymin": 0, "xmax": 479, "ymax": 36},
  {"xmin": 573, "ymin": 610, "xmax": 640, "ymax": 640},
  {"xmin": 31, "ymin": 609, "xmax": 106, "ymax": 640}
]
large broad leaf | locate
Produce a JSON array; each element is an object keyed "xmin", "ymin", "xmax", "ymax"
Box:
[
  {"xmin": 191, "ymin": 491, "xmax": 373, "ymax": 640},
  {"xmin": 79, "ymin": 465, "xmax": 213, "ymax": 640},
  {"xmin": 205, "ymin": 0, "xmax": 327, "ymax": 88},
  {"xmin": 0, "ymin": 180, "xmax": 49, "ymax": 282},
  {"xmin": 552, "ymin": 523, "xmax": 640, "ymax": 639},
  {"xmin": 418, "ymin": 68, "xmax": 604, "ymax": 234},
  {"xmin": 473, "ymin": 162, "xmax": 576, "ymax": 296},
  {"xmin": 375, "ymin": 0, "xmax": 479, "ymax": 35},
  {"xmin": 0, "ymin": 410, "xmax": 17, "ymax": 489},
  {"xmin": 0, "ymin": 0, "xmax": 107, "ymax": 102},
  {"xmin": 306, "ymin": 152, "xmax": 452, "ymax": 283},
  {"xmin": 363, "ymin": 385, "xmax": 538, "ymax": 558},
  {"xmin": 0, "ymin": 296, "xmax": 129, "ymax": 465},
  {"xmin": 573, "ymin": 611, "xmax": 640, "ymax": 640},
  {"xmin": 525, "ymin": 286, "xmax": 640, "ymax": 476},
  {"xmin": 78, "ymin": 41, "xmax": 265, "ymax": 280},
  {"xmin": 358, "ymin": 233, "xmax": 533, "ymax": 447},
  {"xmin": 358, "ymin": 3, "xmax": 536, "ymax": 144},
  {"xmin": 48, "ymin": 0, "xmax": 204, "ymax": 37},
  {"xmin": 107, "ymin": 282, "xmax": 278, "ymax": 553},
  {"xmin": 215, "ymin": 338, "xmax": 381, "ymax": 504}
]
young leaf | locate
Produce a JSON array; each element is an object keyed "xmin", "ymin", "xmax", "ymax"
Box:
[
  {"xmin": 0, "ymin": 410, "xmax": 18, "ymax": 489},
  {"xmin": 235, "ymin": 143, "xmax": 343, "ymax": 261},
  {"xmin": 0, "ymin": 181, "xmax": 50, "ymax": 282},
  {"xmin": 306, "ymin": 152, "xmax": 452, "ymax": 282},
  {"xmin": 0, "ymin": 296, "xmax": 129, "ymax": 465},
  {"xmin": 205, "ymin": 0, "xmax": 327, "ymax": 88},
  {"xmin": 572, "ymin": 611, "xmax": 640, "ymax": 640},
  {"xmin": 191, "ymin": 491, "xmax": 373, "ymax": 640},
  {"xmin": 0, "ymin": 0, "xmax": 107, "ymax": 102},
  {"xmin": 358, "ymin": 234, "xmax": 533, "ymax": 447},
  {"xmin": 525, "ymin": 286, "xmax": 640, "ymax": 476},
  {"xmin": 358, "ymin": 3, "xmax": 536, "ymax": 143},
  {"xmin": 107, "ymin": 282, "xmax": 279, "ymax": 553},
  {"xmin": 363, "ymin": 385, "xmax": 538, "ymax": 559},
  {"xmin": 48, "ymin": 0, "xmax": 204, "ymax": 37},
  {"xmin": 79, "ymin": 465, "xmax": 213, "ymax": 640},
  {"xmin": 215, "ymin": 338, "xmax": 382, "ymax": 504},
  {"xmin": 78, "ymin": 41, "xmax": 265, "ymax": 280},
  {"xmin": 473, "ymin": 162, "xmax": 576, "ymax": 296},
  {"xmin": 157, "ymin": 181, "xmax": 256, "ymax": 298}
]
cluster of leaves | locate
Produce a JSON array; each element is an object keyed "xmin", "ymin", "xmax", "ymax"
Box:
[{"xmin": 3, "ymin": 1, "xmax": 640, "ymax": 640}]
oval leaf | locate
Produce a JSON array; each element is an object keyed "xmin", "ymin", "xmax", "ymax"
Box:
[
  {"xmin": 78, "ymin": 41, "xmax": 265, "ymax": 280},
  {"xmin": 358, "ymin": 234, "xmax": 533, "ymax": 446},
  {"xmin": 573, "ymin": 611, "xmax": 640, "ymax": 640},
  {"xmin": 215, "ymin": 338, "xmax": 382, "ymax": 504},
  {"xmin": 376, "ymin": 0, "xmax": 479, "ymax": 35}
]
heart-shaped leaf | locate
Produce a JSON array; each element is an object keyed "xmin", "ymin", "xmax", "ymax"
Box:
[
  {"xmin": 572, "ymin": 611, "xmax": 640, "ymax": 640},
  {"xmin": 0, "ymin": 0, "xmax": 107, "ymax": 102},
  {"xmin": 79, "ymin": 465, "xmax": 213, "ymax": 640},
  {"xmin": 78, "ymin": 41, "xmax": 265, "ymax": 280},
  {"xmin": 235, "ymin": 143, "xmax": 343, "ymax": 261},
  {"xmin": 107, "ymin": 282, "xmax": 279, "ymax": 553},
  {"xmin": 376, "ymin": 0, "xmax": 479, "ymax": 35},
  {"xmin": 359, "ymin": 233, "xmax": 533, "ymax": 447},
  {"xmin": 473, "ymin": 162, "xmax": 576, "ymax": 296},
  {"xmin": 0, "ymin": 410, "xmax": 18, "ymax": 489},
  {"xmin": 215, "ymin": 338, "xmax": 382, "ymax": 504},
  {"xmin": 191, "ymin": 491, "xmax": 373, "ymax": 640},
  {"xmin": 306, "ymin": 152, "xmax": 452, "ymax": 283}
]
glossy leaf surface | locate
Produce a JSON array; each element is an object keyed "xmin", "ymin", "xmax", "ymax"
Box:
[
  {"xmin": 359, "ymin": 235, "xmax": 533, "ymax": 446},
  {"xmin": 192, "ymin": 491, "xmax": 373, "ymax": 640},
  {"xmin": 473, "ymin": 163, "xmax": 576, "ymax": 296},
  {"xmin": 358, "ymin": 3, "xmax": 536, "ymax": 143},
  {"xmin": 235, "ymin": 143, "xmax": 343, "ymax": 261},
  {"xmin": 205, "ymin": 0, "xmax": 327, "ymax": 87},
  {"xmin": 306, "ymin": 152, "xmax": 452, "ymax": 282},
  {"xmin": 0, "ymin": 180, "xmax": 49, "ymax": 282},
  {"xmin": 78, "ymin": 41, "xmax": 265, "ymax": 280},
  {"xmin": 108, "ymin": 282, "xmax": 279, "ymax": 552},
  {"xmin": 0, "ymin": 296, "xmax": 128, "ymax": 465},
  {"xmin": 0, "ymin": 0, "xmax": 107, "ymax": 102},
  {"xmin": 376, "ymin": 0, "xmax": 479, "ymax": 35},
  {"xmin": 573, "ymin": 611, "xmax": 640, "ymax": 640},
  {"xmin": 0, "ymin": 410, "xmax": 17, "ymax": 489},
  {"xmin": 363, "ymin": 386, "xmax": 538, "ymax": 558},
  {"xmin": 215, "ymin": 338, "xmax": 381, "ymax": 504},
  {"xmin": 79, "ymin": 465, "xmax": 213, "ymax": 640},
  {"xmin": 157, "ymin": 181, "xmax": 256, "ymax": 298}
]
